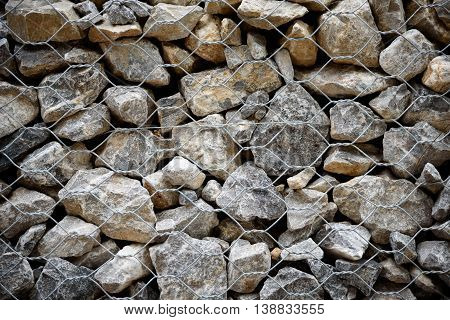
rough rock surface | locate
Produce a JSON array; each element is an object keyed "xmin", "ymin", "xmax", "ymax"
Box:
[
  {"xmin": 0, "ymin": 252, "xmax": 34, "ymax": 299},
  {"xmin": 280, "ymin": 238, "xmax": 324, "ymax": 262},
  {"xmin": 416, "ymin": 163, "xmax": 444, "ymax": 194},
  {"xmin": 323, "ymin": 145, "xmax": 381, "ymax": 177},
  {"xmin": 335, "ymin": 259, "xmax": 382, "ymax": 296},
  {"xmin": 422, "ymin": 55, "xmax": 450, "ymax": 94},
  {"xmin": 417, "ymin": 241, "xmax": 449, "ymax": 271},
  {"xmin": 142, "ymin": 171, "xmax": 179, "ymax": 210},
  {"xmin": 368, "ymin": 84, "xmax": 411, "ymax": 120},
  {"xmin": 156, "ymin": 93, "xmax": 189, "ymax": 134},
  {"xmin": 389, "ymin": 231, "xmax": 417, "ymax": 265},
  {"xmin": 201, "ymin": 180, "xmax": 222, "ymax": 203},
  {"xmin": 283, "ymin": 20, "xmax": 317, "ymax": 67},
  {"xmin": 72, "ymin": 239, "xmax": 119, "ymax": 269},
  {"xmin": 14, "ymin": 224, "xmax": 46, "ymax": 257},
  {"xmin": 161, "ymin": 156, "xmax": 206, "ymax": 190},
  {"xmin": 432, "ymin": 180, "xmax": 450, "ymax": 221},
  {"xmin": 368, "ymin": 0, "xmax": 406, "ymax": 34},
  {"xmin": 161, "ymin": 42, "xmax": 199, "ymax": 76},
  {"xmin": 88, "ymin": 20, "xmax": 142, "ymax": 42},
  {"xmin": 287, "ymin": 168, "xmax": 316, "ymax": 190}
]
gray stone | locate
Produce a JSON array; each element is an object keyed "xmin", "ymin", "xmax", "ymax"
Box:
[
  {"xmin": 88, "ymin": 19, "xmax": 142, "ymax": 42},
  {"xmin": 335, "ymin": 259, "xmax": 382, "ymax": 296},
  {"xmin": 224, "ymin": 45, "xmax": 253, "ymax": 69},
  {"xmin": 38, "ymin": 64, "xmax": 108, "ymax": 123},
  {"xmin": 250, "ymin": 83, "xmax": 330, "ymax": 175},
  {"xmin": 37, "ymin": 216, "xmax": 100, "ymax": 258},
  {"xmin": 0, "ymin": 82, "xmax": 39, "ymax": 139},
  {"xmin": 432, "ymin": 180, "xmax": 449, "ymax": 221},
  {"xmin": 72, "ymin": 239, "xmax": 120, "ymax": 269},
  {"xmin": 0, "ymin": 188, "xmax": 55, "ymax": 239},
  {"xmin": 220, "ymin": 18, "xmax": 242, "ymax": 46},
  {"xmin": 288, "ymin": 0, "xmax": 335, "ymax": 12},
  {"xmin": 409, "ymin": 265, "xmax": 444, "ymax": 296},
  {"xmin": 330, "ymin": 101, "xmax": 386, "ymax": 143},
  {"xmin": 63, "ymin": 46, "xmax": 102, "ymax": 64},
  {"xmin": 0, "ymin": 179, "xmax": 11, "ymax": 198},
  {"xmin": 416, "ymin": 163, "xmax": 444, "ymax": 194},
  {"xmin": 422, "ymin": 55, "xmax": 450, "ymax": 94},
  {"xmin": 281, "ymin": 238, "xmax": 324, "ymax": 262},
  {"xmin": 144, "ymin": 4, "xmax": 203, "ymax": 41},
  {"xmin": 380, "ymin": 258, "xmax": 411, "ymax": 284},
  {"xmin": 216, "ymin": 162, "xmax": 286, "ymax": 221},
  {"xmin": 306, "ymin": 175, "xmax": 339, "ymax": 193},
  {"xmin": 58, "ymin": 167, "xmax": 157, "ymax": 243},
  {"xmin": 53, "ymin": 104, "xmax": 111, "ymax": 142},
  {"xmin": 156, "ymin": 93, "xmax": 189, "ymax": 134},
  {"xmin": 104, "ymin": 86, "xmax": 155, "ymax": 126},
  {"xmin": 142, "ymin": 171, "xmax": 179, "ymax": 210},
  {"xmin": 0, "ymin": 252, "xmax": 34, "ymax": 299},
  {"xmin": 368, "ymin": 84, "xmax": 411, "ymax": 120},
  {"xmin": 247, "ymin": 32, "xmax": 267, "ymax": 60},
  {"xmin": 100, "ymin": 38, "xmax": 170, "ymax": 87},
  {"xmin": 379, "ymin": 29, "xmax": 437, "ymax": 81},
  {"xmin": 417, "ymin": 241, "xmax": 450, "ymax": 271},
  {"xmin": 95, "ymin": 244, "xmax": 152, "ymax": 293},
  {"xmin": 216, "ymin": 218, "xmax": 276, "ymax": 249},
  {"xmin": 315, "ymin": 222, "xmax": 371, "ymax": 261},
  {"xmin": 0, "ymin": 38, "xmax": 17, "ymax": 77},
  {"xmin": 14, "ymin": 224, "xmax": 46, "ymax": 257},
  {"xmin": 228, "ymin": 239, "xmax": 271, "ymax": 293},
  {"xmin": 201, "ymin": 180, "xmax": 222, "ymax": 202},
  {"xmin": 240, "ymin": 90, "xmax": 269, "ymax": 119},
  {"xmin": 323, "ymin": 145, "xmax": 381, "ymax": 177},
  {"xmin": 73, "ymin": 0, "xmax": 104, "ymax": 30},
  {"xmin": 149, "ymin": 232, "xmax": 227, "ymax": 299},
  {"xmin": 430, "ymin": 221, "xmax": 450, "ymax": 241},
  {"xmin": 260, "ymin": 267, "xmax": 323, "ymax": 300},
  {"xmin": 178, "ymin": 189, "xmax": 198, "ymax": 206},
  {"xmin": 203, "ymin": 237, "xmax": 230, "ymax": 253},
  {"xmin": 161, "ymin": 156, "xmax": 206, "ymax": 190},
  {"xmin": 224, "ymin": 111, "xmax": 256, "ymax": 144},
  {"xmin": 287, "ymin": 168, "xmax": 316, "ymax": 190},
  {"xmin": 274, "ymin": 48, "xmax": 294, "ymax": 81},
  {"xmin": 389, "ymin": 231, "xmax": 417, "ymax": 265},
  {"xmin": 333, "ymin": 175, "xmax": 434, "ymax": 244},
  {"xmin": 103, "ymin": 0, "xmax": 137, "ymax": 25},
  {"xmin": 368, "ymin": 0, "xmax": 406, "ymax": 34},
  {"xmin": 371, "ymin": 282, "xmax": 416, "ymax": 300}
]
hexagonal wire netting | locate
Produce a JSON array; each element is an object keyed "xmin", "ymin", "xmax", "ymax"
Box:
[{"xmin": 0, "ymin": 0, "xmax": 449, "ymax": 300}]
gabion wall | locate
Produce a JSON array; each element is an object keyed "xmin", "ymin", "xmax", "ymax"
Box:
[{"xmin": 0, "ymin": 0, "xmax": 449, "ymax": 300}]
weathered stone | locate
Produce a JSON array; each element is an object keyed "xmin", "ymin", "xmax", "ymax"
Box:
[
  {"xmin": 156, "ymin": 93, "xmax": 189, "ymax": 134},
  {"xmin": 324, "ymin": 145, "xmax": 381, "ymax": 176},
  {"xmin": 318, "ymin": 0, "xmax": 382, "ymax": 67},
  {"xmin": 281, "ymin": 238, "xmax": 324, "ymax": 262},
  {"xmin": 409, "ymin": 265, "xmax": 444, "ymax": 296},
  {"xmin": 295, "ymin": 63, "xmax": 397, "ymax": 98},
  {"xmin": 220, "ymin": 18, "xmax": 241, "ymax": 46},
  {"xmin": 416, "ymin": 163, "xmax": 444, "ymax": 194},
  {"xmin": 63, "ymin": 46, "xmax": 102, "ymax": 64},
  {"xmin": 368, "ymin": 0, "xmax": 406, "ymax": 34},
  {"xmin": 95, "ymin": 244, "xmax": 152, "ymax": 293},
  {"xmin": 6, "ymin": 0, "xmax": 85, "ymax": 43},
  {"xmin": 202, "ymin": 180, "xmax": 222, "ymax": 203},
  {"xmin": 38, "ymin": 64, "xmax": 108, "ymax": 123},
  {"xmin": 37, "ymin": 216, "xmax": 100, "ymax": 258},
  {"xmin": 430, "ymin": 221, "xmax": 450, "ymax": 241},
  {"xmin": 73, "ymin": 0, "xmax": 104, "ymax": 30},
  {"xmin": 380, "ymin": 258, "xmax": 411, "ymax": 284},
  {"xmin": 422, "ymin": 55, "xmax": 450, "ymax": 94},
  {"xmin": 0, "ymin": 180, "xmax": 11, "ymax": 198},
  {"xmin": 113, "ymin": 0, "xmax": 152, "ymax": 19},
  {"xmin": 95, "ymin": 130, "xmax": 171, "ymax": 178},
  {"xmin": 383, "ymin": 122, "xmax": 450, "ymax": 178},
  {"xmin": 389, "ymin": 231, "xmax": 417, "ymax": 265},
  {"xmin": 333, "ymin": 175, "xmax": 434, "ymax": 244},
  {"xmin": 162, "ymin": 156, "xmax": 206, "ymax": 190},
  {"xmin": 161, "ymin": 42, "xmax": 200, "ymax": 76},
  {"xmin": 150, "ymin": 232, "xmax": 227, "ymax": 299},
  {"xmin": 88, "ymin": 20, "xmax": 142, "ymax": 42},
  {"xmin": 224, "ymin": 45, "xmax": 252, "ymax": 69},
  {"xmin": 19, "ymin": 141, "xmax": 92, "ymax": 188},
  {"xmin": 178, "ymin": 189, "xmax": 198, "ymax": 206},
  {"xmin": 103, "ymin": 0, "xmax": 142, "ymax": 25},
  {"xmin": 0, "ymin": 188, "xmax": 55, "ymax": 239},
  {"xmin": 205, "ymin": 0, "xmax": 242, "ymax": 15},
  {"xmin": 15, "ymin": 45, "xmax": 73, "ymax": 77},
  {"xmin": 283, "ymin": 20, "xmax": 317, "ymax": 67},
  {"xmin": 0, "ymin": 38, "xmax": 16, "ymax": 77},
  {"xmin": 335, "ymin": 259, "xmax": 382, "ymax": 296},
  {"xmin": 144, "ymin": 4, "xmax": 203, "ymax": 41},
  {"xmin": 368, "ymin": 84, "xmax": 411, "ymax": 120},
  {"xmin": 224, "ymin": 110, "xmax": 256, "ymax": 144},
  {"xmin": 274, "ymin": 48, "xmax": 294, "ymax": 81},
  {"xmin": 104, "ymin": 86, "xmax": 155, "ymax": 126},
  {"xmin": 315, "ymin": 222, "xmax": 371, "ymax": 261},
  {"xmin": 247, "ymin": 32, "xmax": 267, "ymax": 60},
  {"xmin": 417, "ymin": 241, "xmax": 450, "ymax": 271},
  {"xmin": 260, "ymin": 267, "xmax": 323, "ymax": 299},
  {"xmin": 371, "ymin": 282, "xmax": 416, "ymax": 300},
  {"xmin": 72, "ymin": 239, "xmax": 119, "ymax": 269},
  {"xmin": 216, "ymin": 162, "xmax": 285, "ymax": 221},
  {"xmin": 185, "ymin": 14, "xmax": 225, "ymax": 63},
  {"xmin": 380, "ymin": 29, "xmax": 437, "ymax": 81},
  {"xmin": 287, "ymin": 168, "xmax": 316, "ymax": 190},
  {"xmin": 432, "ymin": 180, "xmax": 449, "ymax": 221},
  {"xmin": 237, "ymin": 0, "xmax": 308, "ymax": 30},
  {"xmin": 240, "ymin": 90, "xmax": 269, "ymax": 119},
  {"xmin": 0, "ymin": 252, "xmax": 34, "ymax": 299},
  {"xmin": 0, "ymin": 82, "xmax": 39, "ymax": 139},
  {"xmin": 58, "ymin": 167, "xmax": 157, "ymax": 243},
  {"xmin": 14, "ymin": 224, "xmax": 46, "ymax": 257},
  {"xmin": 34, "ymin": 257, "xmax": 99, "ymax": 299},
  {"xmin": 250, "ymin": 83, "xmax": 329, "ymax": 175},
  {"xmin": 228, "ymin": 239, "xmax": 271, "ymax": 293},
  {"xmin": 157, "ymin": 199, "xmax": 218, "ymax": 238},
  {"xmin": 306, "ymin": 175, "xmax": 339, "ymax": 193},
  {"xmin": 143, "ymin": 171, "xmax": 179, "ymax": 210},
  {"xmin": 330, "ymin": 101, "xmax": 386, "ymax": 143},
  {"xmin": 53, "ymin": 104, "xmax": 110, "ymax": 142},
  {"xmin": 216, "ymin": 218, "xmax": 276, "ymax": 248},
  {"xmin": 172, "ymin": 114, "xmax": 240, "ymax": 180},
  {"xmin": 288, "ymin": 0, "xmax": 335, "ymax": 12},
  {"xmin": 100, "ymin": 38, "xmax": 170, "ymax": 86}
]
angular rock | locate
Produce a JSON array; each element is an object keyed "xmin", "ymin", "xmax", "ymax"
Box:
[
  {"xmin": 142, "ymin": 171, "xmax": 179, "ymax": 210},
  {"xmin": 0, "ymin": 188, "xmax": 55, "ymax": 239},
  {"xmin": 389, "ymin": 231, "xmax": 417, "ymax": 265},
  {"xmin": 0, "ymin": 179, "xmax": 11, "ymax": 198},
  {"xmin": 34, "ymin": 257, "xmax": 99, "ymax": 299},
  {"xmin": 379, "ymin": 29, "xmax": 437, "ymax": 81},
  {"xmin": 224, "ymin": 45, "xmax": 252, "ymax": 69},
  {"xmin": 72, "ymin": 239, "xmax": 119, "ymax": 269},
  {"xmin": 88, "ymin": 20, "xmax": 142, "ymax": 42},
  {"xmin": 323, "ymin": 145, "xmax": 381, "ymax": 177},
  {"xmin": 95, "ymin": 244, "xmax": 152, "ymax": 293},
  {"xmin": 383, "ymin": 122, "xmax": 450, "ymax": 178},
  {"xmin": 288, "ymin": 0, "xmax": 335, "ymax": 12},
  {"xmin": 103, "ymin": 86, "xmax": 155, "ymax": 126},
  {"xmin": 172, "ymin": 114, "xmax": 240, "ymax": 180},
  {"xmin": 38, "ymin": 64, "xmax": 108, "ymax": 123},
  {"xmin": 150, "ymin": 232, "xmax": 227, "ymax": 299},
  {"xmin": 315, "ymin": 222, "xmax": 371, "ymax": 261},
  {"xmin": 318, "ymin": 0, "xmax": 382, "ymax": 67},
  {"xmin": 144, "ymin": 4, "xmax": 203, "ymax": 41},
  {"xmin": 0, "ymin": 38, "xmax": 16, "ymax": 77},
  {"xmin": 333, "ymin": 175, "xmax": 434, "ymax": 244},
  {"xmin": 220, "ymin": 18, "xmax": 242, "ymax": 46},
  {"xmin": 409, "ymin": 265, "xmax": 444, "ymax": 296},
  {"xmin": 240, "ymin": 90, "xmax": 269, "ymax": 119},
  {"xmin": 422, "ymin": 55, "xmax": 450, "ymax": 94},
  {"xmin": 368, "ymin": 84, "xmax": 411, "ymax": 120},
  {"xmin": 205, "ymin": 0, "xmax": 242, "ymax": 15},
  {"xmin": 63, "ymin": 46, "xmax": 102, "ymax": 64},
  {"xmin": 53, "ymin": 104, "xmax": 110, "ymax": 141},
  {"xmin": 368, "ymin": 0, "xmax": 406, "ymax": 34},
  {"xmin": 287, "ymin": 167, "xmax": 316, "ymax": 190},
  {"xmin": 0, "ymin": 252, "xmax": 34, "ymax": 299},
  {"xmin": 380, "ymin": 258, "xmax": 411, "ymax": 284},
  {"xmin": 432, "ymin": 180, "xmax": 449, "ymax": 221},
  {"xmin": 178, "ymin": 189, "xmax": 198, "ymax": 206},
  {"xmin": 103, "ymin": 0, "xmax": 139, "ymax": 25},
  {"xmin": 161, "ymin": 156, "xmax": 206, "ymax": 190},
  {"xmin": 274, "ymin": 48, "xmax": 294, "ymax": 81},
  {"xmin": 37, "ymin": 216, "xmax": 100, "ymax": 258},
  {"xmin": 260, "ymin": 267, "xmax": 323, "ymax": 299},
  {"xmin": 224, "ymin": 110, "xmax": 256, "ymax": 144},
  {"xmin": 228, "ymin": 239, "xmax": 271, "ymax": 293},
  {"xmin": 430, "ymin": 221, "xmax": 450, "ymax": 241},
  {"xmin": 250, "ymin": 83, "xmax": 330, "ymax": 175},
  {"xmin": 335, "ymin": 259, "xmax": 382, "ymax": 296},
  {"xmin": 14, "ymin": 224, "xmax": 46, "ymax": 257},
  {"xmin": 295, "ymin": 63, "xmax": 397, "ymax": 98},
  {"xmin": 216, "ymin": 217, "xmax": 276, "ymax": 248},
  {"xmin": 306, "ymin": 175, "xmax": 339, "ymax": 193},
  {"xmin": 416, "ymin": 163, "xmax": 444, "ymax": 194},
  {"xmin": 283, "ymin": 20, "xmax": 317, "ymax": 67},
  {"xmin": 156, "ymin": 93, "xmax": 189, "ymax": 134},
  {"xmin": 247, "ymin": 32, "xmax": 267, "ymax": 60},
  {"xmin": 161, "ymin": 42, "xmax": 200, "ymax": 76},
  {"xmin": 417, "ymin": 241, "xmax": 450, "ymax": 271},
  {"xmin": 280, "ymin": 238, "xmax": 324, "ymax": 262},
  {"xmin": 73, "ymin": 0, "xmax": 104, "ymax": 30},
  {"xmin": 216, "ymin": 162, "xmax": 286, "ymax": 221},
  {"xmin": 100, "ymin": 38, "xmax": 170, "ymax": 86},
  {"xmin": 237, "ymin": 0, "xmax": 308, "ymax": 30},
  {"xmin": 58, "ymin": 168, "xmax": 157, "ymax": 243},
  {"xmin": 330, "ymin": 101, "xmax": 386, "ymax": 143}
]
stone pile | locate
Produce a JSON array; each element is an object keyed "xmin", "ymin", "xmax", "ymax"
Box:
[{"xmin": 0, "ymin": 0, "xmax": 449, "ymax": 300}]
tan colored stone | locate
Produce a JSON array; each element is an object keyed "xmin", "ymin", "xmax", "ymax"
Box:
[
  {"xmin": 283, "ymin": 20, "xmax": 317, "ymax": 67},
  {"xmin": 205, "ymin": 0, "xmax": 242, "ymax": 15},
  {"xmin": 221, "ymin": 18, "xmax": 242, "ymax": 46},
  {"xmin": 161, "ymin": 42, "xmax": 199, "ymax": 76},
  {"xmin": 142, "ymin": 171, "xmax": 178, "ymax": 210},
  {"xmin": 323, "ymin": 145, "xmax": 381, "ymax": 177},
  {"xmin": 88, "ymin": 20, "xmax": 142, "ymax": 42},
  {"xmin": 422, "ymin": 55, "xmax": 450, "ymax": 94}
]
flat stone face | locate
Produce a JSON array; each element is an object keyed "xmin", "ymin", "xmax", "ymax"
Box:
[
  {"xmin": 333, "ymin": 175, "xmax": 434, "ymax": 244},
  {"xmin": 142, "ymin": 171, "xmax": 179, "ymax": 210},
  {"xmin": 260, "ymin": 267, "xmax": 323, "ymax": 300},
  {"xmin": 247, "ymin": 32, "xmax": 267, "ymax": 60},
  {"xmin": 380, "ymin": 258, "xmax": 411, "ymax": 284},
  {"xmin": 88, "ymin": 20, "xmax": 142, "ymax": 42},
  {"xmin": 161, "ymin": 42, "xmax": 200, "ymax": 76},
  {"xmin": 0, "ymin": 252, "xmax": 34, "ymax": 299},
  {"xmin": 0, "ymin": 38, "xmax": 16, "ymax": 77},
  {"xmin": 323, "ymin": 145, "xmax": 381, "ymax": 177},
  {"xmin": 161, "ymin": 156, "xmax": 206, "ymax": 190},
  {"xmin": 389, "ymin": 231, "xmax": 417, "ymax": 265},
  {"xmin": 422, "ymin": 55, "xmax": 450, "ymax": 94},
  {"xmin": 216, "ymin": 162, "xmax": 286, "ymax": 221},
  {"xmin": 14, "ymin": 224, "xmax": 46, "ymax": 256},
  {"xmin": 335, "ymin": 259, "xmax": 382, "ymax": 296},
  {"xmin": 368, "ymin": 0, "xmax": 406, "ymax": 34},
  {"xmin": 14, "ymin": 45, "xmax": 68, "ymax": 78},
  {"xmin": 283, "ymin": 20, "xmax": 317, "ymax": 67},
  {"xmin": 149, "ymin": 232, "xmax": 227, "ymax": 299},
  {"xmin": 72, "ymin": 239, "xmax": 119, "ymax": 269},
  {"xmin": 417, "ymin": 241, "xmax": 450, "ymax": 272},
  {"xmin": 432, "ymin": 180, "xmax": 450, "ymax": 221},
  {"xmin": 58, "ymin": 168, "xmax": 157, "ymax": 243},
  {"xmin": 250, "ymin": 83, "xmax": 330, "ymax": 175},
  {"xmin": 100, "ymin": 38, "xmax": 170, "ymax": 86},
  {"xmin": 416, "ymin": 163, "xmax": 444, "ymax": 194},
  {"xmin": 280, "ymin": 238, "xmax": 324, "ymax": 262},
  {"xmin": 368, "ymin": 84, "xmax": 411, "ymax": 120},
  {"xmin": 220, "ymin": 18, "xmax": 242, "ymax": 46},
  {"xmin": 156, "ymin": 93, "xmax": 189, "ymax": 134}
]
